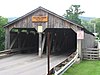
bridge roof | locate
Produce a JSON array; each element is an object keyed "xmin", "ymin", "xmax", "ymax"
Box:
[{"xmin": 4, "ymin": 6, "xmax": 83, "ymax": 28}]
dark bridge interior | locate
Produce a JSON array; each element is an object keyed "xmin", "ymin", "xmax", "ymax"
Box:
[
  {"xmin": 10, "ymin": 28, "xmax": 77, "ymax": 55},
  {"xmin": 10, "ymin": 28, "xmax": 39, "ymax": 53},
  {"xmin": 43, "ymin": 28, "xmax": 77, "ymax": 55}
]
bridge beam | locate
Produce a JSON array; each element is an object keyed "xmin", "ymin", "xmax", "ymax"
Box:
[
  {"xmin": 10, "ymin": 33, "xmax": 19, "ymax": 49},
  {"xmin": 41, "ymin": 34, "xmax": 46, "ymax": 54},
  {"xmin": 77, "ymin": 39, "xmax": 82, "ymax": 59},
  {"xmin": 5, "ymin": 28, "xmax": 10, "ymax": 49},
  {"xmin": 38, "ymin": 33, "xmax": 42, "ymax": 57}
]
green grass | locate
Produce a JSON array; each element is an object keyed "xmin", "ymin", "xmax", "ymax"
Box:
[{"xmin": 63, "ymin": 60, "xmax": 100, "ymax": 75}]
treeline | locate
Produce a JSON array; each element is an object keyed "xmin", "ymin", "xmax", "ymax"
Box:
[
  {"xmin": 0, "ymin": 16, "xmax": 8, "ymax": 50},
  {"xmin": 81, "ymin": 18, "xmax": 100, "ymax": 39}
]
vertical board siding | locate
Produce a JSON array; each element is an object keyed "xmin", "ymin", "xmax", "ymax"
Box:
[
  {"xmin": 32, "ymin": 10, "xmax": 48, "ymax": 31},
  {"xmin": 7, "ymin": 9, "xmax": 74, "ymax": 31},
  {"xmin": 48, "ymin": 14, "xmax": 67, "ymax": 28}
]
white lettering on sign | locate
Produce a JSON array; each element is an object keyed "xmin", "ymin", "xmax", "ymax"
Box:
[{"xmin": 77, "ymin": 31, "xmax": 84, "ymax": 39}]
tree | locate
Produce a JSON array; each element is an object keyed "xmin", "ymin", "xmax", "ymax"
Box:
[
  {"xmin": 64, "ymin": 5, "xmax": 85, "ymax": 25},
  {"xmin": 0, "ymin": 16, "xmax": 8, "ymax": 50},
  {"xmin": 81, "ymin": 19, "xmax": 94, "ymax": 32},
  {"xmin": 90, "ymin": 18, "xmax": 100, "ymax": 39},
  {"xmin": 81, "ymin": 18, "xmax": 100, "ymax": 39}
]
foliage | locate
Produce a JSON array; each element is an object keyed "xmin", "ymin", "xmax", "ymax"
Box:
[
  {"xmin": 64, "ymin": 5, "xmax": 85, "ymax": 25},
  {"xmin": 81, "ymin": 18, "xmax": 100, "ymax": 39},
  {"xmin": 0, "ymin": 16, "xmax": 8, "ymax": 50},
  {"xmin": 63, "ymin": 60, "xmax": 100, "ymax": 75},
  {"xmin": 90, "ymin": 18, "xmax": 100, "ymax": 38},
  {"xmin": 81, "ymin": 19, "xmax": 94, "ymax": 32},
  {"xmin": 82, "ymin": 18, "xmax": 100, "ymax": 39}
]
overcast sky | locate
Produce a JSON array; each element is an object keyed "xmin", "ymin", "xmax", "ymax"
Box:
[{"xmin": 0, "ymin": 0, "xmax": 100, "ymax": 18}]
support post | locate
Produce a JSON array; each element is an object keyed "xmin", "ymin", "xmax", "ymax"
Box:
[
  {"xmin": 41, "ymin": 34, "xmax": 46, "ymax": 54},
  {"xmin": 47, "ymin": 32, "xmax": 50, "ymax": 75},
  {"xmin": 18, "ymin": 29, "xmax": 22, "ymax": 48},
  {"xmin": 38, "ymin": 33, "xmax": 42, "ymax": 57},
  {"xmin": 5, "ymin": 28, "xmax": 10, "ymax": 49},
  {"xmin": 77, "ymin": 39, "xmax": 82, "ymax": 59}
]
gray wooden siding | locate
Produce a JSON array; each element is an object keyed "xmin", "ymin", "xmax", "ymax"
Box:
[
  {"xmin": 7, "ymin": 10, "xmax": 78, "ymax": 33},
  {"xmin": 82, "ymin": 33, "xmax": 95, "ymax": 49}
]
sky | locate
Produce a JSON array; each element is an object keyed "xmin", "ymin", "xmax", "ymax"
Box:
[{"xmin": 0, "ymin": 0, "xmax": 100, "ymax": 18}]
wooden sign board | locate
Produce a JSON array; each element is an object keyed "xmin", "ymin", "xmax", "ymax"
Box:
[
  {"xmin": 38, "ymin": 26, "xmax": 43, "ymax": 32},
  {"xmin": 32, "ymin": 16, "xmax": 48, "ymax": 22}
]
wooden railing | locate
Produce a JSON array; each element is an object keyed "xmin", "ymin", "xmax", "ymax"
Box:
[
  {"xmin": 82, "ymin": 48, "xmax": 100, "ymax": 60},
  {"xmin": 0, "ymin": 49, "xmax": 11, "ymax": 54},
  {"xmin": 0, "ymin": 47, "xmax": 35, "ymax": 58}
]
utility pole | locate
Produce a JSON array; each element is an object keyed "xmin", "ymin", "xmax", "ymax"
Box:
[
  {"xmin": 93, "ymin": 23, "xmax": 96, "ymax": 33},
  {"xmin": 47, "ymin": 32, "xmax": 50, "ymax": 75},
  {"xmin": 93, "ymin": 23, "xmax": 98, "ymax": 37}
]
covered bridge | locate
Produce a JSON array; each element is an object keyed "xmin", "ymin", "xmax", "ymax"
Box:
[{"xmin": 4, "ymin": 7, "xmax": 95, "ymax": 59}]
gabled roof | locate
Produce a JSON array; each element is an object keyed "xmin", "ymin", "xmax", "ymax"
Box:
[{"xmin": 4, "ymin": 6, "xmax": 83, "ymax": 28}]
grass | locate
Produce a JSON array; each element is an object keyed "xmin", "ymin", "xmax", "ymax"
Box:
[{"xmin": 63, "ymin": 60, "xmax": 100, "ymax": 75}]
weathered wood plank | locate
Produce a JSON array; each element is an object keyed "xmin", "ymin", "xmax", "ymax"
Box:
[
  {"xmin": 6, "ymin": 8, "xmax": 78, "ymax": 32},
  {"xmin": 82, "ymin": 48, "xmax": 100, "ymax": 60},
  {"xmin": 83, "ymin": 53, "xmax": 99, "ymax": 55},
  {"xmin": 10, "ymin": 33, "xmax": 19, "ymax": 49},
  {"xmin": 38, "ymin": 33, "xmax": 42, "ymax": 57},
  {"xmin": 5, "ymin": 28, "xmax": 10, "ymax": 49},
  {"xmin": 41, "ymin": 34, "xmax": 46, "ymax": 54},
  {"xmin": 83, "ymin": 51, "xmax": 99, "ymax": 53}
]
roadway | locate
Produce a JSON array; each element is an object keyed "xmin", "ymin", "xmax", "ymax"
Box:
[{"xmin": 0, "ymin": 53, "xmax": 67, "ymax": 75}]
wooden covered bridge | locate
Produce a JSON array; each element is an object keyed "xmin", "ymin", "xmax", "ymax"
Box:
[{"xmin": 4, "ymin": 6, "xmax": 95, "ymax": 59}]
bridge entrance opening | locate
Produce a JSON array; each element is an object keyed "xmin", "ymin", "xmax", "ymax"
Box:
[
  {"xmin": 42, "ymin": 28, "xmax": 77, "ymax": 56},
  {"xmin": 10, "ymin": 28, "xmax": 77, "ymax": 56},
  {"xmin": 10, "ymin": 28, "xmax": 39, "ymax": 54}
]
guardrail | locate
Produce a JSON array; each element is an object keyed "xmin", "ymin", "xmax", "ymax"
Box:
[
  {"xmin": 0, "ymin": 47, "xmax": 37, "ymax": 58},
  {"xmin": 0, "ymin": 49, "xmax": 19, "ymax": 58},
  {"xmin": 0, "ymin": 47, "xmax": 35, "ymax": 54},
  {"xmin": 55, "ymin": 53, "xmax": 78, "ymax": 75},
  {"xmin": 49, "ymin": 52, "xmax": 78, "ymax": 75},
  {"xmin": 0, "ymin": 49, "xmax": 12, "ymax": 54},
  {"xmin": 0, "ymin": 49, "xmax": 19, "ymax": 54},
  {"xmin": 0, "ymin": 49, "xmax": 12, "ymax": 58}
]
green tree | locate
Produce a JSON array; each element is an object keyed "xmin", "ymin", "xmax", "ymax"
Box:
[
  {"xmin": 0, "ymin": 16, "xmax": 8, "ymax": 50},
  {"xmin": 81, "ymin": 19, "xmax": 94, "ymax": 32},
  {"xmin": 81, "ymin": 18, "xmax": 100, "ymax": 39},
  {"xmin": 91, "ymin": 18, "xmax": 100, "ymax": 39},
  {"xmin": 64, "ymin": 5, "xmax": 85, "ymax": 25}
]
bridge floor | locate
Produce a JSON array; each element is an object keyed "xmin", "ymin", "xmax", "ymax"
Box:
[{"xmin": 0, "ymin": 54, "xmax": 67, "ymax": 75}]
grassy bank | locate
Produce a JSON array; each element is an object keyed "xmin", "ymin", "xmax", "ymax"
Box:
[{"xmin": 63, "ymin": 60, "xmax": 100, "ymax": 75}]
